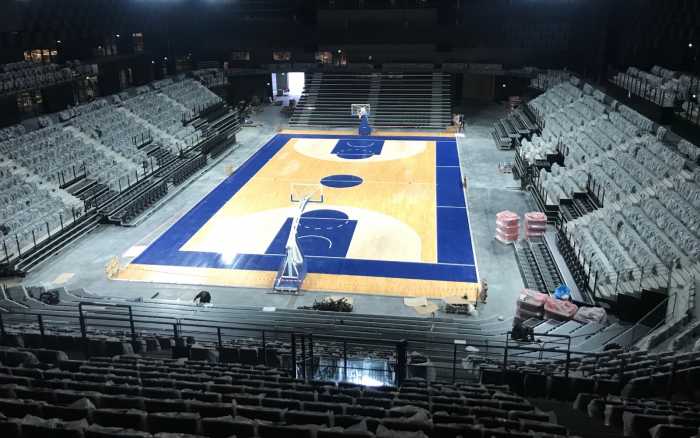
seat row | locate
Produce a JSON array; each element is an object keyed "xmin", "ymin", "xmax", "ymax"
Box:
[
  {"xmin": 161, "ymin": 79, "xmax": 223, "ymax": 116},
  {"xmin": 0, "ymin": 348, "xmax": 570, "ymax": 438},
  {"xmin": 521, "ymin": 73, "xmax": 700, "ymax": 304},
  {"xmin": 290, "ymin": 73, "xmax": 452, "ymax": 129},
  {"xmin": 0, "ymin": 73, "xmax": 224, "ymax": 253},
  {"xmin": 0, "ymin": 163, "xmax": 84, "ymax": 253},
  {"xmin": 529, "ymin": 71, "xmax": 572, "ymax": 92},
  {"xmin": 575, "ymin": 394, "xmax": 700, "ymax": 438},
  {"xmin": 0, "ymin": 61, "xmax": 75, "ymax": 95},
  {"xmin": 481, "ymin": 348, "xmax": 700, "ymax": 400},
  {"xmin": 612, "ymin": 65, "xmax": 700, "ymax": 109}
]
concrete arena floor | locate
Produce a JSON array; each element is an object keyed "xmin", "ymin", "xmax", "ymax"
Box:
[{"xmin": 20, "ymin": 103, "xmax": 533, "ymax": 320}]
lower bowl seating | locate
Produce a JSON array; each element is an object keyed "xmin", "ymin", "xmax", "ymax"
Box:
[{"xmin": 0, "ymin": 347, "xmax": 571, "ymax": 438}]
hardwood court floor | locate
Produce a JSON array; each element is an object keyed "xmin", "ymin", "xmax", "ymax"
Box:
[{"xmin": 117, "ymin": 132, "xmax": 479, "ymax": 299}]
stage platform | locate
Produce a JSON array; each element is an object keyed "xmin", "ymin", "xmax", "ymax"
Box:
[{"xmin": 117, "ymin": 132, "xmax": 479, "ymax": 299}]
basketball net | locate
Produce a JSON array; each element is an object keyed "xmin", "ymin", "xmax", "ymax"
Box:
[{"xmin": 358, "ymin": 106, "xmax": 367, "ymax": 119}]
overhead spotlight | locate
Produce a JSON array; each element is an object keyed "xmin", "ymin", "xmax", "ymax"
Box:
[
  {"xmin": 502, "ymin": 83, "xmax": 507, "ymax": 88},
  {"xmin": 116, "ymin": 34, "xmax": 120, "ymax": 38},
  {"xmin": 337, "ymin": 49, "xmax": 342, "ymax": 53},
  {"xmin": 693, "ymin": 94, "xmax": 698, "ymax": 99},
  {"xmin": 56, "ymin": 40, "xmax": 62, "ymax": 44},
  {"xmin": 151, "ymin": 60, "xmax": 155, "ymax": 64},
  {"xmin": 164, "ymin": 57, "xmax": 168, "ymax": 61},
  {"xmin": 689, "ymin": 42, "xmax": 694, "ymax": 48}
]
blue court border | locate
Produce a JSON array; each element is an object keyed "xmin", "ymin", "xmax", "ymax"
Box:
[{"xmin": 133, "ymin": 134, "xmax": 478, "ymax": 283}]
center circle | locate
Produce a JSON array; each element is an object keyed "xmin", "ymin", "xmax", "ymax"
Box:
[{"xmin": 320, "ymin": 174, "xmax": 363, "ymax": 189}]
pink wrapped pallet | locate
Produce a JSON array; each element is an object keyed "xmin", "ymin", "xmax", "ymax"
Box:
[
  {"xmin": 544, "ymin": 296, "xmax": 578, "ymax": 321},
  {"xmin": 516, "ymin": 306, "xmax": 543, "ymax": 321},
  {"xmin": 496, "ymin": 210, "xmax": 520, "ymax": 243},
  {"xmin": 524, "ymin": 211, "xmax": 547, "ymax": 239},
  {"xmin": 574, "ymin": 306, "xmax": 607, "ymax": 324},
  {"xmin": 516, "ymin": 288, "xmax": 548, "ymax": 313}
]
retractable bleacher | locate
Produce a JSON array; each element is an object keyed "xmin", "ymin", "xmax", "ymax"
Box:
[{"xmin": 290, "ymin": 73, "xmax": 451, "ymax": 130}]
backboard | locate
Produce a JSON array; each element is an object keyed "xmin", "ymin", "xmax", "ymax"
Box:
[
  {"xmin": 350, "ymin": 103, "xmax": 371, "ymax": 117},
  {"xmin": 290, "ymin": 182, "xmax": 324, "ymax": 203}
]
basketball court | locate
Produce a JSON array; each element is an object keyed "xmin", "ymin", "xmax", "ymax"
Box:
[{"xmin": 116, "ymin": 130, "xmax": 479, "ymax": 299}]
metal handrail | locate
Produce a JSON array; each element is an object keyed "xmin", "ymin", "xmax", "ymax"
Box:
[
  {"xmin": 0, "ymin": 303, "xmax": 610, "ymax": 386},
  {"xmin": 625, "ymin": 294, "xmax": 673, "ymax": 347}
]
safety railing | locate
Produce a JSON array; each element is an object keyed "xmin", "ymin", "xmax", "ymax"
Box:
[
  {"xmin": 504, "ymin": 332, "xmax": 573, "ymax": 376},
  {"xmin": 625, "ymin": 293, "xmax": 673, "ymax": 348},
  {"xmin": 610, "ymin": 71, "xmax": 676, "ymax": 108},
  {"xmin": 679, "ymin": 99, "xmax": 700, "ymax": 127},
  {"xmin": 0, "ymin": 304, "xmax": 601, "ymax": 389},
  {"xmin": 0, "ymin": 204, "xmax": 88, "ymax": 266},
  {"xmin": 589, "ymin": 262, "xmax": 672, "ymax": 302},
  {"xmin": 555, "ymin": 221, "xmax": 675, "ymax": 304},
  {"xmin": 132, "ymin": 131, "xmax": 153, "ymax": 148},
  {"xmin": 56, "ymin": 162, "xmax": 88, "ymax": 188}
]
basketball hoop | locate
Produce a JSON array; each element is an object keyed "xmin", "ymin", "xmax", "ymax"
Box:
[
  {"xmin": 351, "ymin": 103, "xmax": 371, "ymax": 118},
  {"xmin": 351, "ymin": 104, "xmax": 372, "ymax": 136},
  {"xmin": 290, "ymin": 182, "xmax": 324, "ymax": 203},
  {"xmin": 273, "ymin": 182, "xmax": 325, "ymax": 293}
]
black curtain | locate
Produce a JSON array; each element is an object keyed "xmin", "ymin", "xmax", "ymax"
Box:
[
  {"xmin": 42, "ymin": 83, "xmax": 75, "ymax": 113},
  {"xmin": 0, "ymin": 95, "xmax": 20, "ymax": 129}
]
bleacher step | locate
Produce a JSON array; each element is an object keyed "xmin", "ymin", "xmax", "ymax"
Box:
[
  {"xmin": 548, "ymin": 320, "xmax": 584, "ymax": 336},
  {"xmin": 575, "ymin": 324, "xmax": 630, "ymax": 352}
]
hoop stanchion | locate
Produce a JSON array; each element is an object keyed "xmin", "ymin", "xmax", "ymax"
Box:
[{"xmin": 273, "ymin": 185, "xmax": 325, "ymax": 293}]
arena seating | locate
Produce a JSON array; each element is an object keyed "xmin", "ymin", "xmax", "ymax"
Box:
[
  {"xmin": 71, "ymin": 100, "xmax": 152, "ymax": 168},
  {"xmin": 579, "ymin": 395, "xmax": 700, "ymax": 438},
  {"xmin": 0, "ymin": 74, "xmax": 240, "ymax": 270},
  {"xmin": 191, "ymin": 69, "xmax": 229, "ymax": 89},
  {"xmin": 66, "ymin": 60, "xmax": 99, "ymax": 79},
  {"xmin": 611, "ymin": 65, "xmax": 700, "ymax": 128},
  {"xmin": 479, "ymin": 347, "xmax": 700, "ymax": 437},
  {"xmin": 160, "ymin": 79, "xmax": 224, "ymax": 122},
  {"xmin": 3, "ymin": 301, "xmax": 699, "ymax": 438},
  {"xmin": 0, "ymin": 122, "xmax": 139, "ymax": 192},
  {"xmin": 491, "ymin": 107, "xmax": 538, "ymax": 150},
  {"xmin": 290, "ymin": 73, "xmax": 452, "ymax": 130},
  {"xmin": 514, "ymin": 75, "xmax": 700, "ymax": 310},
  {"xmin": 529, "ymin": 70, "xmax": 572, "ymax": 92},
  {"xmin": 610, "ymin": 66, "xmax": 681, "ymax": 108},
  {"xmin": 681, "ymin": 97, "xmax": 700, "ymax": 126},
  {"xmin": 0, "ymin": 284, "xmax": 524, "ymax": 387},
  {"xmin": 483, "ymin": 347, "xmax": 700, "ymax": 396},
  {"xmin": 4, "ymin": 287, "xmax": 700, "ymax": 437},
  {"xmin": 0, "ymin": 345, "xmax": 575, "ymax": 438},
  {"xmin": 0, "ymin": 61, "xmax": 75, "ymax": 96},
  {"xmin": 123, "ymin": 88, "xmax": 201, "ymax": 149},
  {"xmin": 0, "ymin": 164, "xmax": 83, "ymax": 257},
  {"xmin": 290, "ymin": 73, "xmax": 372, "ymax": 127}
]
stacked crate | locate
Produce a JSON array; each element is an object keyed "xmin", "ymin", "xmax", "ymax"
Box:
[
  {"xmin": 496, "ymin": 210, "xmax": 520, "ymax": 243},
  {"xmin": 524, "ymin": 211, "xmax": 547, "ymax": 239},
  {"xmin": 544, "ymin": 296, "xmax": 579, "ymax": 321},
  {"xmin": 515, "ymin": 288, "xmax": 547, "ymax": 321}
]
